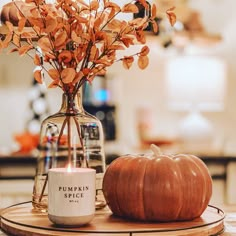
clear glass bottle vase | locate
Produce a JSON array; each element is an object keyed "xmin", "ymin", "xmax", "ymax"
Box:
[{"xmin": 32, "ymin": 90, "xmax": 106, "ymax": 212}]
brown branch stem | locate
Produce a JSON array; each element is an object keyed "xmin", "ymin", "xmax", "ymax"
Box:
[
  {"xmin": 67, "ymin": 115, "xmax": 72, "ymax": 166},
  {"xmin": 38, "ymin": 115, "xmax": 69, "ymax": 203},
  {"xmin": 73, "ymin": 116, "xmax": 88, "ymax": 168}
]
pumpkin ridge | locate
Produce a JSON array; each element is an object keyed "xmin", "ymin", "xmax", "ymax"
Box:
[
  {"xmin": 143, "ymin": 155, "xmax": 183, "ymax": 221},
  {"xmin": 115, "ymin": 156, "xmax": 135, "ymax": 218},
  {"xmin": 142, "ymin": 155, "xmax": 150, "ymax": 220},
  {"xmin": 189, "ymin": 155, "xmax": 212, "ymax": 216},
  {"xmin": 102, "ymin": 157, "xmax": 125, "ymax": 216},
  {"xmin": 111, "ymin": 158, "xmax": 123, "ymax": 216},
  {"xmin": 186, "ymin": 155, "xmax": 209, "ymax": 218},
  {"xmin": 172, "ymin": 155, "xmax": 185, "ymax": 220},
  {"xmin": 114, "ymin": 156, "xmax": 131, "ymax": 217},
  {"xmin": 129, "ymin": 156, "xmax": 149, "ymax": 220},
  {"xmin": 175, "ymin": 154, "xmax": 212, "ymax": 220},
  {"xmin": 174, "ymin": 154, "xmax": 197, "ymax": 220}
]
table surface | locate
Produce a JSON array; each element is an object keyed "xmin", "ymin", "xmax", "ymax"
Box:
[{"xmin": 0, "ymin": 204, "xmax": 236, "ymax": 235}]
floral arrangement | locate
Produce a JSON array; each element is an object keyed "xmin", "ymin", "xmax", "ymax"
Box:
[
  {"xmin": 0, "ymin": 0, "xmax": 176, "ymax": 97},
  {"xmin": 0, "ymin": 0, "xmax": 176, "ymax": 211}
]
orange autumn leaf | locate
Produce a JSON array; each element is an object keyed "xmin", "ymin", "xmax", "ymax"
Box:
[
  {"xmin": 151, "ymin": 20, "xmax": 159, "ymax": 34},
  {"xmin": 89, "ymin": 46, "xmax": 99, "ymax": 62},
  {"xmin": 61, "ymin": 68, "xmax": 76, "ymax": 84},
  {"xmin": 30, "ymin": 6, "xmax": 40, "ymax": 18},
  {"xmin": 58, "ymin": 50, "xmax": 73, "ymax": 63},
  {"xmin": 121, "ymin": 37, "xmax": 134, "ymax": 47},
  {"xmin": 45, "ymin": 16, "xmax": 57, "ymax": 34},
  {"xmin": 34, "ymin": 69, "xmax": 43, "ymax": 83},
  {"xmin": 21, "ymin": 31, "xmax": 35, "ymax": 39},
  {"xmin": 28, "ymin": 17, "xmax": 44, "ymax": 28},
  {"xmin": 108, "ymin": 7, "xmax": 116, "ymax": 20},
  {"xmin": 34, "ymin": 54, "xmax": 41, "ymax": 66},
  {"xmin": 48, "ymin": 79, "xmax": 60, "ymax": 88},
  {"xmin": 38, "ymin": 36, "xmax": 53, "ymax": 52},
  {"xmin": 90, "ymin": 0, "xmax": 99, "ymax": 11},
  {"xmin": 2, "ymin": 32, "xmax": 13, "ymax": 48},
  {"xmin": 54, "ymin": 31, "xmax": 67, "ymax": 48},
  {"xmin": 122, "ymin": 56, "xmax": 134, "ymax": 70},
  {"xmin": 107, "ymin": 19, "xmax": 122, "ymax": 31},
  {"xmin": 6, "ymin": 21, "xmax": 14, "ymax": 32},
  {"xmin": 48, "ymin": 69, "xmax": 60, "ymax": 80},
  {"xmin": 18, "ymin": 18, "xmax": 27, "ymax": 32},
  {"xmin": 94, "ymin": 15, "xmax": 104, "ymax": 29},
  {"xmin": 138, "ymin": 55, "xmax": 149, "ymax": 70},
  {"xmin": 74, "ymin": 15, "xmax": 88, "ymax": 24},
  {"xmin": 72, "ymin": 71, "xmax": 84, "ymax": 85},
  {"xmin": 166, "ymin": 7, "xmax": 177, "ymax": 26},
  {"xmin": 91, "ymin": 66, "xmax": 106, "ymax": 76},
  {"xmin": 82, "ymin": 68, "xmax": 91, "ymax": 76},
  {"xmin": 104, "ymin": 2, "xmax": 120, "ymax": 11},
  {"xmin": 167, "ymin": 13, "xmax": 177, "ymax": 26},
  {"xmin": 44, "ymin": 52, "xmax": 56, "ymax": 61},
  {"xmin": 71, "ymin": 31, "xmax": 82, "ymax": 44},
  {"xmin": 136, "ymin": 30, "xmax": 146, "ymax": 44},
  {"xmin": 18, "ymin": 45, "xmax": 33, "ymax": 55},
  {"xmin": 140, "ymin": 46, "xmax": 149, "ymax": 56},
  {"xmin": 13, "ymin": 34, "xmax": 20, "ymax": 47},
  {"xmin": 137, "ymin": 0, "xmax": 149, "ymax": 9},
  {"xmin": 151, "ymin": 3, "xmax": 157, "ymax": 19},
  {"xmin": 122, "ymin": 4, "xmax": 139, "ymax": 13},
  {"xmin": 129, "ymin": 17, "xmax": 147, "ymax": 28}
]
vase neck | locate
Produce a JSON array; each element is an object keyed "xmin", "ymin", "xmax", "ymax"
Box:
[{"xmin": 59, "ymin": 92, "xmax": 84, "ymax": 114}]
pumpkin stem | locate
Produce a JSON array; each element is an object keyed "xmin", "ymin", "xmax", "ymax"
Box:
[{"xmin": 150, "ymin": 144, "xmax": 162, "ymax": 156}]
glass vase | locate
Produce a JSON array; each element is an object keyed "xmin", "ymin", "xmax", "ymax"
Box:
[{"xmin": 32, "ymin": 90, "xmax": 106, "ymax": 212}]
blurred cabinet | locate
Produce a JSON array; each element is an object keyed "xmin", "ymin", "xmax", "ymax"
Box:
[
  {"xmin": 226, "ymin": 162, "xmax": 236, "ymax": 204},
  {"xmin": 0, "ymin": 155, "xmax": 35, "ymax": 209},
  {"xmin": 0, "ymin": 155, "xmax": 36, "ymax": 179},
  {"xmin": 200, "ymin": 156, "xmax": 236, "ymax": 205}
]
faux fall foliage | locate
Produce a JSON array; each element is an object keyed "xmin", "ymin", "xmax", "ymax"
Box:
[
  {"xmin": 0, "ymin": 0, "xmax": 176, "ymax": 96},
  {"xmin": 0, "ymin": 0, "xmax": 176, "ymax": 212}
]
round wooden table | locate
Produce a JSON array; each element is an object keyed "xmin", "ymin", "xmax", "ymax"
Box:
[{"xmin": 0, "ymin": 202, "xmax": 225, "ymax": 236}]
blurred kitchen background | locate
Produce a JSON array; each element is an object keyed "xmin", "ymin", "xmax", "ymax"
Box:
[{"xmin": 0, "ymin": 0, "xmax": 236, "ymax": 208}]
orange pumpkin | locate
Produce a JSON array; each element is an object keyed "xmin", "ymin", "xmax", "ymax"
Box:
[{"xmin": 102, "ymin": 145, "xmax": 212, "ymax": 222}]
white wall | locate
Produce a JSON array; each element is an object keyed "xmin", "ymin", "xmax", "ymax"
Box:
[
  {"xmin": 0, "ymin": 52, "xmax": 62, "ymax": 152},
  {"xmin": 188, "ymin": 0, "xmax": 236, "ymax": 154}
]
